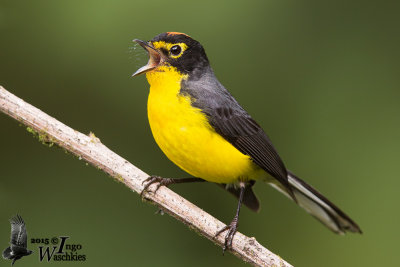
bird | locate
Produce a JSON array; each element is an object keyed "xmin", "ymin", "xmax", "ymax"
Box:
[
  {"xmin": 2, "ymin": 215, "xmax": 33, "ymax": 265},
  {"xmin": 132, "ymin": 32, "xmax": 361, "ymax": 251}
]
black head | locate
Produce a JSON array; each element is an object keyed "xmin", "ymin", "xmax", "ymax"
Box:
[{"xmin": 132, "ymin": 32, "xmax": 210, "ymax": 77}]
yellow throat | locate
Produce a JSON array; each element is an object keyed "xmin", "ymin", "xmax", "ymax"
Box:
[{"xmin": 145, "ymin": 66, "xmax": 265, "ymax": 184}]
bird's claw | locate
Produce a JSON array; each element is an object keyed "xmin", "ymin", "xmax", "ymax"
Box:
[
  {"xmin": 140, "ymin": 176, "xmax": 174, "ymax": 197},
  {"xmin": 214, "ymin": 217, "xmax": 239, "ymax": 254}
]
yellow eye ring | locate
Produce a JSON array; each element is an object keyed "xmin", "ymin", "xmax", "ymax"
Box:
[
  {"xmin": 170, "ymin": 45, "xmax": 183, "ymax": 57},
  {"xmin": 152, "ymin": 41, "xmax": 188, "ymax": 58}
]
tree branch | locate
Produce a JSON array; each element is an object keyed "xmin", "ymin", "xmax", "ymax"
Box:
[{"xmin": 0, "ymin": 86, "xmax": 293, "ymax": 267}]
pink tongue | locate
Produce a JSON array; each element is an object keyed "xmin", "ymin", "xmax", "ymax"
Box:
[
  {"xmin": 147, "ymin": 49, "xmax": 161, "ymax": 68},
  {"xmin": 132, "ymin": 49, "xmax": 161, "ymax": 77}
]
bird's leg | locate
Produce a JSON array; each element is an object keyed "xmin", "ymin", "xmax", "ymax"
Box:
[
  {"xmin": 141, "ymin": 176, "xmax": 204, "ymax": 196},
  {"xmin": 215, "ymin": 181, "xmax": 246, "ymax": 253}
]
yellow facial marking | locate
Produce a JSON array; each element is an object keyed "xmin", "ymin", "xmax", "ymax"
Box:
[{"xmin": 152, "ymin": 41, "xmax": 188, "ymax": 59}]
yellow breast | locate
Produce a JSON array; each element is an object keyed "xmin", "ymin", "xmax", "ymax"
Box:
[{"xmin": 145, "ymin": 66, "xmax": 263, "ymax": 184}]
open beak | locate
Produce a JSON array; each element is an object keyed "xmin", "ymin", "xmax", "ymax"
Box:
[{"xmin": 132, "ymin": 39, "xmax": 162, "ymax": 76}]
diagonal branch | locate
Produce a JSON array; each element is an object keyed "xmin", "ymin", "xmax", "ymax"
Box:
[{"xmin": 0, "ymin": 86, "xmax": 293, "ymax": 267}]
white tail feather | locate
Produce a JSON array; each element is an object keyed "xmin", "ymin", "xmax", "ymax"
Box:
[{"xmin": 268, "ymin": 172, "xmax": 361, "ymax": 234}]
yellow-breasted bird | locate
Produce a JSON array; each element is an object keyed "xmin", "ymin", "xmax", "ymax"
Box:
[{"xmin": 133, "ymin": 32, "xmax": 361, "ymax": 251}]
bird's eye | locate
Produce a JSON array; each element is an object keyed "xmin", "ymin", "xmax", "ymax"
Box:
[{"xmin": 170, "ymin": 45, "xmax": 182, "ymax": 56}]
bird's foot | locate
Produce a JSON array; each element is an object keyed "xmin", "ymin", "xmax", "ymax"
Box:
[
  {"xmin": 140, "ymin": 176, "xmax": 176, "ymax": 197},
  {"xmin": 214, "ymin": 216, "xmax": 239, "ymax": 254}
]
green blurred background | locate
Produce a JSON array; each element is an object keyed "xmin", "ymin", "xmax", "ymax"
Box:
[{"xmin": 1, "ymin": 0, "xmax": 399, "ymax": 266}]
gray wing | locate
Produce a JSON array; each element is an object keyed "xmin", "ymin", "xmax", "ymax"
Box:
[
  {"xmin": 181, "ymin": 69, "xmax": 294, "ymax": 199},
  {"xmin": 10, "ymin": 215, "xmax": 28, "ymax": 248}
]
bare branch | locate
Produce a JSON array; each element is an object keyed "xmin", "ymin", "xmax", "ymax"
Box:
[{"xmin": 0, "ymin": 86, "xmax": 293, "ymax": 267}]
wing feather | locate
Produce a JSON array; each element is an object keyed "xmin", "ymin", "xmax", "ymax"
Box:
[{"xmin": 10, "ymin": 215, "xmax": 28, "ymax": 248}]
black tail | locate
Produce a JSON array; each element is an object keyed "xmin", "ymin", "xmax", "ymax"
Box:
[
  {"xmin": 2, "ymin": 247, "xmax": 12, "ymax": 260},
  {"xmin": 269, "ymin": 171, "xmax": 361, "ymax": 234}
]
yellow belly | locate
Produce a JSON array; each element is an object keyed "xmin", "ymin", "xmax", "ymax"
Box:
[{"xmin": 146, "ymin": 68, "xmax": 264, "ymax": 184}]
